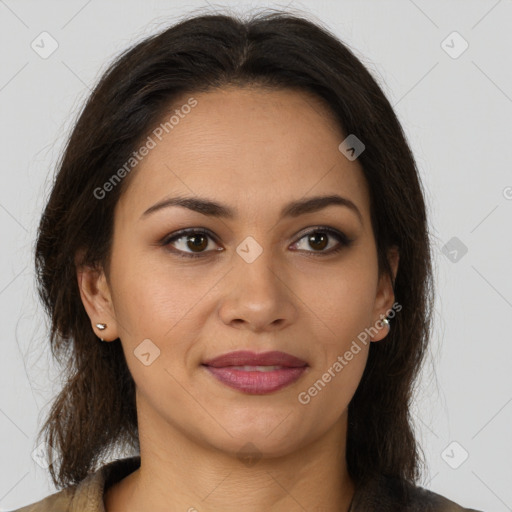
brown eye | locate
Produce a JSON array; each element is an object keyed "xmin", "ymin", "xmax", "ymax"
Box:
[
  {"xmin": 162, "ymin": 226, "xmax": 353, "ymax": 260},
  {"xmin": 307, "ymin": 232, "xmax": 329, "ymax": 251},
  {"xmin": 162, "ymin": 228, "xmax": 221, "ymax": 259},
  {"xmin": 186, "ymin": 233, "xmax": 209, "ymax": 252},
  {"xmin": 292, "ymin": 227, "xmax": 353, "ymax": 256}
]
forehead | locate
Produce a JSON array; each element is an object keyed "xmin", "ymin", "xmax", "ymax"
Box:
[{"xmin": 118, "ymin": 86, "xmax": 371, "ymax": 226}]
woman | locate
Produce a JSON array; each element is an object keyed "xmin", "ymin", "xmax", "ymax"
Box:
[{"xmin": 14, "ymin": 9, "xmax": 482, "ymax": 512}]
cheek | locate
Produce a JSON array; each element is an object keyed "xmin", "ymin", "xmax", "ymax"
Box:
[
  {"xmin": 295, "ymin": 335, "xmax": 369, "ymax": 443},
  {"xmin": 293, "ymin": 257, "xmax": 376, "ymax": 406},
  {"xmin": 109, "ymin": 250, "xmax": 204, "ymax": 388},
  {"xmin": 109, "ymin": 246, "xmax": 189, "ymax": 336},
  {"xmin": 293, "ymin": 256, "xmax": 378, "ymax": 337}
]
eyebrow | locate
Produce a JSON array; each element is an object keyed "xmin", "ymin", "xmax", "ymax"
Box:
[{"xmin": 141, "ymin": 193, "xmax": 363, "ymax": 224}]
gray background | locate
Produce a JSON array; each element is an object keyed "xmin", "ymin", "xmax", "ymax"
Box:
[{"xmin": 1, "ymin": 0, "xmax": 511, "ymax": 510}]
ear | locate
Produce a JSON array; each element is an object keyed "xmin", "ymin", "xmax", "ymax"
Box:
[
  {"xmin": 370, "ymin": 245, "xmax": 399, "ymax": 342},
  {"xmin": 75, "ymin": 251, "xmax": 119, "ymax": 342}
]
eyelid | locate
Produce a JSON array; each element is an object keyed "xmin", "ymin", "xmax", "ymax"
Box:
[
  {"xmin": 160, "ymin": 225, "xmax": 353, "ymax": 258},
  {"xmin": 291, "ymin": 226, "xmax": 354, "ymax": 255},
  {"xmin": 293, "ymin": 225, "xmax": 349, "ymax": 243},
  {"xmin": 161, "ymin": 227, "xmax": 217, "ymax": 245}
]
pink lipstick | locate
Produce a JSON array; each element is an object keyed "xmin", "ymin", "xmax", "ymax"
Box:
[{"xmin": 202, "ymin": 350, "xmax": 308, "ymax": 394}]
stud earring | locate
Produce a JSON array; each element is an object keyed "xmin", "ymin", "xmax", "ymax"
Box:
[
  {"xmin": 370, "ymin": 317, "xmax": 391, "ymax": 342},
  {"xmin": 95, "ymin": 323, "xmax": 107, "ymax": 342}
]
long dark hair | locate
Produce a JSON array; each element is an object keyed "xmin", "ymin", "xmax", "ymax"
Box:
[{"xmin": 34, "ymin": 8, "xmax": 434, "ymax": 488}]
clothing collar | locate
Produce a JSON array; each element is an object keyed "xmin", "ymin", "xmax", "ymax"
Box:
[
  {"xmin": 64, "ymin": 455, "xmax": 468, "ymax": 512},
  {"xmin": 69, "ymin": 455, "xmax": 141, "ymax": 512}
]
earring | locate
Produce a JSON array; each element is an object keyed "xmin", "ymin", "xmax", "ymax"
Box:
[
  {"xmin": 370, "ymin": 317, "xmax": 390, "ymax": 342},
  {"xmin": 95, "ymin": 323, "xmax": 107, "ymax": 342}
]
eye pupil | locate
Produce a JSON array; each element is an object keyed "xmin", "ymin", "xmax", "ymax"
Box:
[
  {"xmin": 309, "ymin": 232, "xmax": 328, "ymax": 251},
  {"xmin": 188, "ymin": 234, "xmax": 208, "ymax": 251},
  {"xmin": 165, "ymin": 227, "xmax": 347, "ymax": 259}
]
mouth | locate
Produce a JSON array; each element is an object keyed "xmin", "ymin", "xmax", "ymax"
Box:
[
  {"xmin": 202, "ymin": 350, "xmax": 308, "ymax": 368},
  {"xmin": 201, "ymin": 350, "xmax": 309, "ymax": 394}
]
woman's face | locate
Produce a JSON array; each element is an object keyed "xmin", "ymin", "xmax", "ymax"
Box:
[{"xmin": 80, "ymin": 86, "xmax": 397, "ymax": 460}]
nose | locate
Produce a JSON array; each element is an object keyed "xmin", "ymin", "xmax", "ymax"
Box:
[{"xmin": 217, "ymin": 245, "xmax": 298, "ymax": 333}]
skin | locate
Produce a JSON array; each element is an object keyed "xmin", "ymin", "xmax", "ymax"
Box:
[{"xmin": 77, "ymin": 86, "xmax": 399, "ymax": 512}]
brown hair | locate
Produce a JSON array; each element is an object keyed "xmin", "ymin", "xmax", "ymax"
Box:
[{"xmin": 34, "ymin": 9, "xmax": 434, "ymax": 489}]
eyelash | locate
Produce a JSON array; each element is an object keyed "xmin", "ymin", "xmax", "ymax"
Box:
[{"xmin": 160, "ymin": 226, "xmax": 354, "ymax": 259}]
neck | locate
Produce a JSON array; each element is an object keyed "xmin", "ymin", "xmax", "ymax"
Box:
[{"xmin": 105, "ymin": 400, "xmax": 355, "ymax": 512}]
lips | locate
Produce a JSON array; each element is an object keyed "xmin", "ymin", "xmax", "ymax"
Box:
[
  {"xmin": 202, "ymin": 350, "xmax": 308, "ymax": 368},
  {"xmin": 201, "ymin": 350, "xmax": 309, "ymax": 394}
]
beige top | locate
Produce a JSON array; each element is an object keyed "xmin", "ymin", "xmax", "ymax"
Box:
[{"xmin": 11, "ymin": 456, "xmax": 483, "ymax": 512}]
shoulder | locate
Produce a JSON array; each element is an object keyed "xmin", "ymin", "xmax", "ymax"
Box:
[
  {"xmin": 8, "ymin": 456, "xmax": 141, "ymax": 512},
  {"xmin": 8, "ymin": 487, "xmax": 75, "ymax": 512},
  {"xmin": 351, "ymin": 474, "xmax": 484, "ymax": 512}
]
